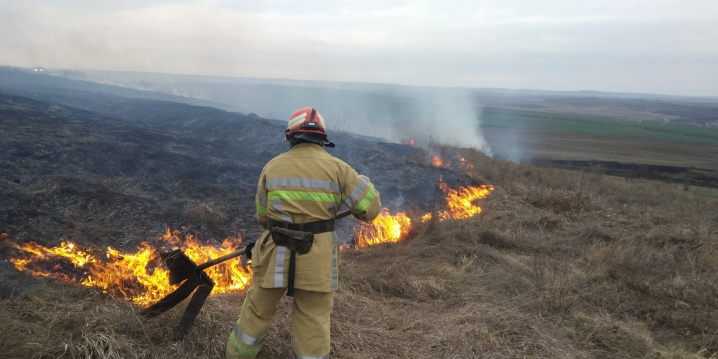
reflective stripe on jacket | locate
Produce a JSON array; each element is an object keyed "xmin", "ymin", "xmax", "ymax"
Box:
[{"xmin": 251, "ymin": 143, "xmax": 381, "ymax": 292}]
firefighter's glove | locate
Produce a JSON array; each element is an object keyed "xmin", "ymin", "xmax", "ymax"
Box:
[{"xmin": 245, "ymin": 242, "xmax": 255, "ymax": 260}]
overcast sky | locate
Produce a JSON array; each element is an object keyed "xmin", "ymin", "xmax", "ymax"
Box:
[{"xmin": 1, "ymin": 0, "xmax": 717, "ymax": 96}]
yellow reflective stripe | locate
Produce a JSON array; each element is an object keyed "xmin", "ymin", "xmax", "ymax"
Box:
[
  {"xmin": 255, "ymin": 196, "xmax": 268, "ymax": 215},
  {"xmin": 268, "ymin": 191, "xmax": 341, "ymax": 203},
  {"xmin": 288, "ymin": 113, "xmax": 307, "ymax": 129},
  {"xmin": 353, "ymin": 184, "xmax": 376, "ymax": 214},
  {"xmin": 229, "ymin": 333, "xmax": 260, "ymax": 357}
]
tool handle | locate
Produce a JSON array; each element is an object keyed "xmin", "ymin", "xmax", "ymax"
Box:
[
  {"xmin": 336, "ymin": 210, "xmax": 352, "ymax": 219},
  {"xmin": 197, "ymin": 248, "xmax": 246, "ymax": 271}
]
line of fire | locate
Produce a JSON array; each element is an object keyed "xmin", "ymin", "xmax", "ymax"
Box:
[{"xmin": 1, "ymin": 155, "xmax": 493, "ymax": 307}]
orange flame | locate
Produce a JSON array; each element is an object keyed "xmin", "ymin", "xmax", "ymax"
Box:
[
  {"xmin": 353, "ymin": 209, "xmax": 411, "ymax": 248},
  {"xmin": 459, "ymin": 157, "xmax": 474, "ymax": 171},
  {"xmin": 4, "ymin": 158, "xmax": 493, "ymax": 298},
  {"xmin": 2, "ymin": 230, "xmax": 251, "ymax": 306},
  {"xmin": 432, "ymin": 155, "xmax": 458, "ymax": 169},
  {"xmin": 432, "ymin": 155, "xmax": 474, "ymax": 175},
  {"xmin": 460, "ymin": 157, "xmax": 474, "ymax": 178},
  {"xmin": 432, "ymin": 156, "xmax": 444, "ymax": 167},
  {"xmin": 356, "ymin": 177, "xmax": 494, "ymax": 246},
  {"xmin": 437, "ymin": 181, "xmax": 493, "ymax": 220},
  {"xmin": 421, "ymin": 179, "xmax": 493, "ymax": 223}
]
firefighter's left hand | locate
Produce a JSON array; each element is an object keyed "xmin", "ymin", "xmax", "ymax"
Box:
[{"xmin": 245, "ymin": 242, "xmax": 255, "ymax": 260}]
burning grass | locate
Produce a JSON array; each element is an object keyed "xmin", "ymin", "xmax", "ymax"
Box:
[
  {"xmin": 353, "ymin": 209, "xmax": 411, "ymax": 249},
  {"xmin": 2, "ymin": 178, "xmax": 494, "ymax": 306},
  {"xmin": 424, "ymin": 180, "xmax": 493, "ymax": 222},
  {"xmin": 1, "ymin": 230, "xmax": 252, "ymax": 306},
  {"xmin": 352, "ymin": 178, "xmax": 494, "ymax": 248}
]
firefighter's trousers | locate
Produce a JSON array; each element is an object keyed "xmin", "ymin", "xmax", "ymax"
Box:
[{"xmin": 226, "ymin": 285, "xmax": 334, "ymax": 359}]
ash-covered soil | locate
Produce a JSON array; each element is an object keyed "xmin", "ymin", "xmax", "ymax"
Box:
[{"xmin": 0, "ymin": 87, "xmax": 467, "ymax": 250}]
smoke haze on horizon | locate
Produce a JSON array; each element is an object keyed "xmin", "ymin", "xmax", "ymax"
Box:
[
  {"xmin": 1, "ymin": 0, "xmax": 718, "ymax": 97},
  {"xmin": 89, "ymin": 71, "xmax": 495, "ymax": 153}
]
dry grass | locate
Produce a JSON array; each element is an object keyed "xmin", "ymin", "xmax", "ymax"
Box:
[{"xmin": 3, "ymin": 149, "xmax": 718, "ymax": 358}]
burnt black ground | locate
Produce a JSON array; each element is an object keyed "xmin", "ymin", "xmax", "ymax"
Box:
[
  {"xmin": 531, "ymin": 159, "xmax": 718, "ymax": 188},
  {"xmin": 0, "ymin": 73, "xmax": 468, "ymax": 254}
]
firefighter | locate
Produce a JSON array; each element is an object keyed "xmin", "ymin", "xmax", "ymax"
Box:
[{"xmin": 226, "ymin": 107, "xmax": 381, "ymax": 359}]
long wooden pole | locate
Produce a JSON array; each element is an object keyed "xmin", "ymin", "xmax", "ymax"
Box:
[{"xmin": 197, "ymin": 248, "xmax": 246, "ymax": 270}]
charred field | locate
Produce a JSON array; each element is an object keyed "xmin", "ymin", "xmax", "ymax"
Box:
[{"xmin": 2, "ymin": 71, "xmax": 718, "ymax": 358}]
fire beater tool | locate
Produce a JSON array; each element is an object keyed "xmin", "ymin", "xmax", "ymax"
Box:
[
  {"xmin": 139, "ymin": 247, "xmax": 247, "ymax": 340},
  {"xmin": 140, "ymin": 210, "xmax": 353, "ymax": 340}
]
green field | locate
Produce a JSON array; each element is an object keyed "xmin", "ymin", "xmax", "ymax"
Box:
[{"xmin": 480, "ymin": 106, "xmax": 718, "ymax": 144}]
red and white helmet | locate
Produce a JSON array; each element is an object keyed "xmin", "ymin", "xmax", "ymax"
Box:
[{"xmin": 285, "ymin": 107, "xmax": 327, "ymax": 139}]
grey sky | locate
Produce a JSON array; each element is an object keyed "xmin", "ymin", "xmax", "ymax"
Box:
[{"xmin": 1, "ymin": 0, "xmax": 717, "ymax": 96}]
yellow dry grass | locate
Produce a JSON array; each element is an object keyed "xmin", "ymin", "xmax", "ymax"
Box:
[{"xmin": 2, "ymin": 149, "xmax": 718, "ymax": 358}]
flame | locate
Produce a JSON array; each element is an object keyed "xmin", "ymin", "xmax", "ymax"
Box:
[
  {"xmin": 421, "ymin": 179, "xmax": 494, "ymax": 223},
  {"xmin": 459, "ymin": 157, "xmax": 474, "ymax": 178},
  {"xmin": 355, "ymin": 178, "xmax": 494, "ymax": 246},
  {"xmin": 353, "ymin": 209, "xmax": 411, "ymax": 248},
  {"xmin": 4, "ymin": 157, "xmax": 493, "ymax": 300},
  {"xmin": 436, "ymin": 181, "xmax": 493, "ymax": 220},
  {"xmin": 432, "ymin": 155, "xmax": 474, "ymax": 175},
  {"xmin": 431, "ymin": 155, "xmax": 456, "ymax": 169},
  {"xmin": 432, "ymin": 156, "xmax": 444, "ymax": 167},
  {"xmin": 410, "ymin": 140, "xmax": 415, "ymax": 146},
  {"xmin": 2, "ymin": 230, "xmax": 251, "ymax": 306},
  {"xmin": 459, "ymin": 157, "xmax": 474, "ymax": 171}
]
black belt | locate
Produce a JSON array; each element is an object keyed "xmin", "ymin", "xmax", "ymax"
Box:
[
  {"xmin": 267, "ymin": 218, "xmax": 335, "ymax": 234},
  {"xmin": 267, "ymin": 218, "xmax": 335, "ymax": 297}
]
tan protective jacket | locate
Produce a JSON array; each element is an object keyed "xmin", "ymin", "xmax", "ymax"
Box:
[{"xmin": 251, "ymin": 143, "xmax": 381, "ymax": 292}]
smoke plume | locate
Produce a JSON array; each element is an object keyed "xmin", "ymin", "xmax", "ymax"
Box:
[{"xmin": 57, "ymin": 71, "xmax": 494, "ymax": 154}]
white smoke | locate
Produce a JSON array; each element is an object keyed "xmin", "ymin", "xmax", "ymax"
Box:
[
  {"xmin": 397, "ymin": 88, "xmax": 493, "ymax": 154},
  {"xmin": 53, "ymin": 70, "xmax": 494, "ymax": 155}
]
